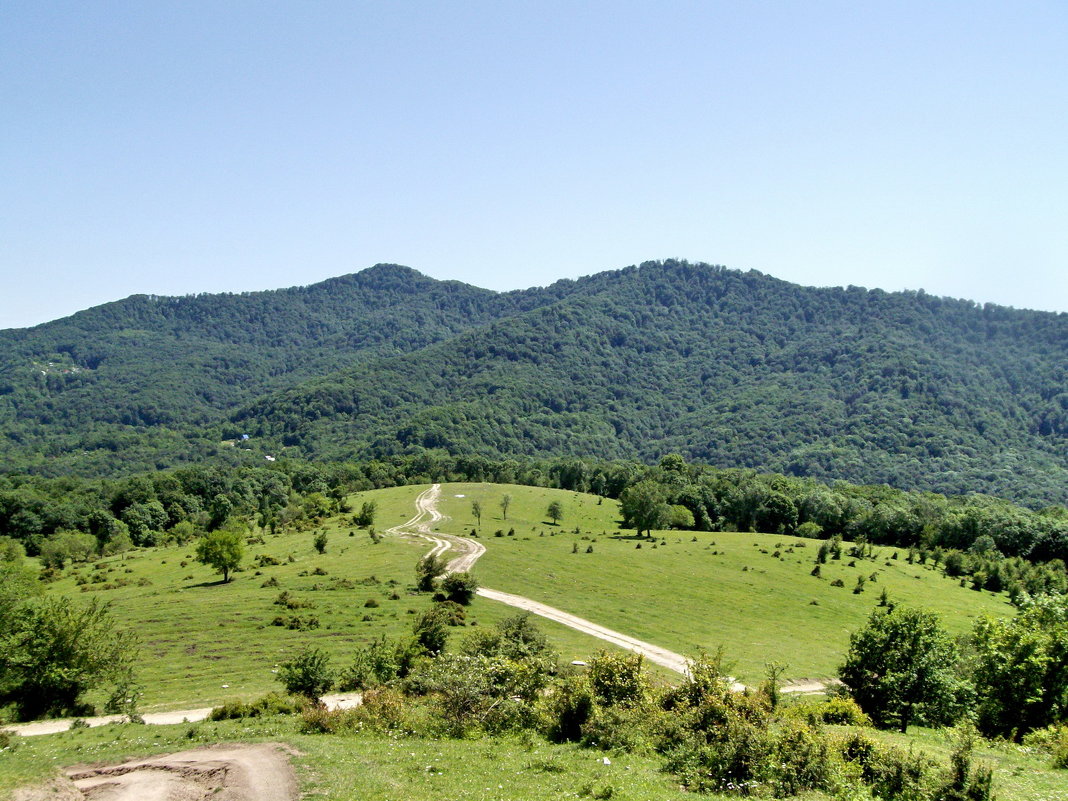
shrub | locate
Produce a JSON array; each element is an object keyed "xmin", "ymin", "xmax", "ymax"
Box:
[
  {"xmin": 364, "ymin": 598, "xmax": 379, "ymax": 608},
  {"xmin": 276, "ymin": 646, "xmax": 334, "ymax": 702},
  {"xmin": 313, "ymin": 531, "xmax": 328, "ymax": 554},
  {"xmin": 353, "ymin": 501, "xmax": 377, "ymax": 528},
  {"xmin": 209, "ymin": 692, "xmax": 303, "ymax": 720},
  {"xmin": 434, "ymin": 600, "xmax": 467, "ymax": 626},
  {"xmin": 440, "ymin": 572, "xmax": 479, "ymax": 605},
  {"xmin": 938, "ymin": 726, "xmax": 995, "ymax": 801},
  {"xmin": 786, "ymin": 696, "xmax": 871, "ymax": 727},
  {"xmin": 582, "ymin": 703, "xmax": 658, "ymax": 753},
  {"xmin": 412, "ymin": 605, "xmax": 452, "ymax": 654},
  {"xmin": 540, "ymin": 674, "xmax": 595, "ymax": 743},
  {"xmin": 587, "ymin": 651, "xmax": 648, "ymax": 708},
  {"xmin": 337, "ymin": 636, "xmax": 403, "ymax": 690},
  {"xmin": 416, "ymin": 553, "xmax": 447, "ymax": 592},
  {"xmin": 1023, "ymin": 724, "xmax": 1068, "ymax": 768},
  {"xmin": 349, "ymin": 686, "xmax": 424, "ymax": 734},
  {"xmin": 299, "ymin": 705, "xmax": 362, "ymax": 734},
  {"xmin": 766, "ymin": 718, "xmax": 839, "ymax": 797}
]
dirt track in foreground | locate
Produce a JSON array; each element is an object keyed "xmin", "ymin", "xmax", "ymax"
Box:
[{"xmin": 13, "ymin": 743, "xmax": 299, "ymax": 801}]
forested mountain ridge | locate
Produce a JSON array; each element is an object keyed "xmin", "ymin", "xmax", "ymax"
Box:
[
  {"xmin": 0, "ymin": 264, "xmax": 573, "ymax": 474},
  {"xmin": 3, "ymin": 260, "xmax": 1067, "ymax": 506}
]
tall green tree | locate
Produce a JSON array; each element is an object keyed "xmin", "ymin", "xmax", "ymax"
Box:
[
  {"xmin": 195, "ymin": 525, "xmax": 245, "ymax": 582},
  {"xmin": 838, "ymin": 606, "xmax": 964, "ymax": 732},
  {"xmin": 969, "ymin": 593, "xmax": 1068, "ymax": 738},
  {"xmin": 0, "ymin": 596, "xmax": 138, "ymax": 721},
  {"xmin": 619, "ymin": 480, "xmax": 670, "ymax": 537}
]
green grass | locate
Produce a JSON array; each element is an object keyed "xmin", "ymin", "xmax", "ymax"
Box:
[
  {"xmin": 0, "ymin": 718, "xmax": 699, "ymax": 801},
  {"xmin": 431, "ymin": 483, "xmax": 1012, "ymax": 683},
  {"xmin": 43, "ymin": 481, "xmax": 1011, "ymax": 709},
  {"xmin": 5, "ymin": 715, "xmax": 1066, "ymax": 801},
  {"xmin": 46, "ymin": 485, "xmax": 443, "ymax": 710},
  {"xmin": 855, "ymin": 726, "xmax": 1068, "ymax": 801},
  {"xmin": 42, "ymin": 484, "xmax": 650, "ymax": 711}
]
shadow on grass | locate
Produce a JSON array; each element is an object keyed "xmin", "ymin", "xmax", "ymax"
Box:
[{"xmin": 185, "ymin": 578, "xmax": 232, "ymax": 588}]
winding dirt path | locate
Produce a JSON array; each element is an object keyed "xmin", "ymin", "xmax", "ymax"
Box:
[
  {"xmin": 392, "ymin": 484, "xmax": 830, "ymax": 694},
  {"xmin": 390, "ymin": 485, "xmax": 714, "ymax": 681}
]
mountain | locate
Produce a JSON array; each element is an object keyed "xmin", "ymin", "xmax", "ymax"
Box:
[
  {"xmin": 0, "ymin": 265, "xmax": 565, "ymax": 474},
  {"xmin": 2, "ymin": 261, "xmax": 1067, "ymax": 506}
]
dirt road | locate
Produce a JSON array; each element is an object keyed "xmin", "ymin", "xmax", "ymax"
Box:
[
  {"xmin": 393, "ymin": 484, "xmax": 829, "ymax": 694},
  {"xmin": 5, "ymin": 694, "xmax": 361, "ymax": 739},
  {"xmin": 392, "ymin": 485, "xmax": 709, "ymax": 680},
  {"xmin": 13, "ymin": 743, "xmax": 299, "ymax": 801}
]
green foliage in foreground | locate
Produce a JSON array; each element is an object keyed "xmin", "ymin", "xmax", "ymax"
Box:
[
  {"xmin": 0, "ymin": 595, "xmax": 138, "ymax": 723},
  {"xmin": 0, "ymin": 546, "xmax": 138, "ymax": 723},
  {"xmin": 839, "ymin": 606, "xmax": 966, "ymax": 732}
]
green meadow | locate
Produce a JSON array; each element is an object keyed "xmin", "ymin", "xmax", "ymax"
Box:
[
  {"xmin": 432, "ymin": 482, "xmax": 1012, "ymax": 682},
  {"xmin": 42, "ymin": 485, "xmax": 636, "ymax": 710},
  {"xmin": 43, "ymin": 482, "xmax": 1010, "ymax": 710}
]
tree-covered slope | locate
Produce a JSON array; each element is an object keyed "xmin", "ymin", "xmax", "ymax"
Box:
[
  {"xmin": 0, "ymin": 265, "xmax": 569, "ymax": 474},
  {"xmin": 236, "ymin": 262, "xmax": 1068, "ymax": 506},
  {"xmin": 3, "ymin": 260, "xmax": 1067, "ymax": 506}
]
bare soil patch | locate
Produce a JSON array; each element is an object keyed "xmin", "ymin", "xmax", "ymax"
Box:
[{"xmin": 14, "ymin": 743, "xmax": 298, "ymax": 801}]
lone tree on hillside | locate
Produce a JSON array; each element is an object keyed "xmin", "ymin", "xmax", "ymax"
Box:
[
  {"xmin": 471, "ymin": 500, "xmax": 482, "ymax": 526},
  {"xmin": 500, "ymin": 494, "xmax": 512, "ymax": 520},
  {"xmin": 546, "ymin": 500, "xmax": 564, "ymax": 526},
  {"xmin": 195, "ymin": 527, "xmax": 245, "ymax": 582},
  {"xmin": 620, "ymin": 480, "xmax": 671, "ymax": 537},
  {"xmin": 838, "ymin": 605, "xmax": 964, "ymax": 732}
]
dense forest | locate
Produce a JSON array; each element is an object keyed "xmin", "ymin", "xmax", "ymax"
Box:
[{"xmin": 2, "ymin": 261, "xmax": 1066, "ymax": 506}]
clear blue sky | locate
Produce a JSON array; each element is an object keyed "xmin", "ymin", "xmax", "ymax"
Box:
[{"xmin": 3, "ymin": 1, "xmax": 1066, "ymax": 329}]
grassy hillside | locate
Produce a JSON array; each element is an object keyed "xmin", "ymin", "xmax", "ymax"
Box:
[
  {"xmin": 430, "ymin": 483, "xmax": 1011, "ymax": 681},
  {"xmin": 41, "ymin": 483, "xmax": 1012, "ymax": 711},
  {"xmin": 43, "ymin": 485, "xmax": 635, "ymax": 710}
]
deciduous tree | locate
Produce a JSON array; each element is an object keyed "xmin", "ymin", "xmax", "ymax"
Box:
[
  {"xmin": 838, "ymin": 606, "xmax": 964, "ymax": 732},
  {"xmin": 195, "ymin": 525, "xmax": 245, "ymax": 582}
]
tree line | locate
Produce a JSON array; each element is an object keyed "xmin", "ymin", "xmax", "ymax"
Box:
[{"xmin": 2, "ymin": 452, "xmax": 1066, "ymax": 595}]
